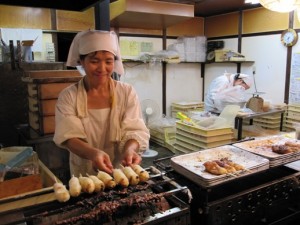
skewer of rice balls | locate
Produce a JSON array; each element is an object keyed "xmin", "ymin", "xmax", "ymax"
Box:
[{"xmin": 53, "ymin": 164, "xmax": 149, "ymax": 202}]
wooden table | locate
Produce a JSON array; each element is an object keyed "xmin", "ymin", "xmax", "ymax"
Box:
[{"xmin": 235, "ymin": 109, "xmax": 286, "ymax": 140}]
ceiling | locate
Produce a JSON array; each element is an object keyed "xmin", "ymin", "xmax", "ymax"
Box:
[
  {"xmin": 0, "ymin": 0, "xmax": 261, "ymax": 17},
  {"xmin": 0, "ymin": 0, "xmax": 104, "ymax": 11},
  {"xmin": 155, "ymin": 0, "xmax": 261, "ymax": 17}
]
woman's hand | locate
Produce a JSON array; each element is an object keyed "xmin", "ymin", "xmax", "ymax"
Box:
[
  {"xmin": 91, "ymin": 150, "xmax": 113, "ymax": 174},
  {"xmin": 121, "ymin": 139, "xmax": 141, "ymax": 166},
  {"xmin": 66, "ymin": 138, "xmax": 113, "ymax": 174}
]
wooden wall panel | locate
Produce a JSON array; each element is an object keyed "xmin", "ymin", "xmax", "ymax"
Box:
[
  {"xmin": 167, "ymin": 17, "xmax": 204, "ymax": 37},
  {"xmin": 294, "ymin": 12, "xmax": 300, "ymax": 29},
  {"xmin": 205, "ymin": 12, "xmax": 239, "ymax": 38},
  {"xmin": 243, "ymin": 8, "xmax": 289, "ymax": 34},
  {"xmin": 117, "ymin": 28, "xmax": 162, "ymax": 35},
  {"xmin": 0, "ymin": 5, "xmax": 51, "ymax": 29},
  {"xmin": 56, "ymin": 8, "xmax": 95, "ymax": 31}
]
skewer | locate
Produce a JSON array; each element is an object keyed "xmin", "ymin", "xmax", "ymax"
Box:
[{"xmin": 226, "ymin": 172, "xmax": 237, "ymax": 177}]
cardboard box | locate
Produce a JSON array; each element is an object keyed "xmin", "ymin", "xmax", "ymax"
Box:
[{"xmin": 21, "ymin": 40, "xmax": 34, "ymax": 46}]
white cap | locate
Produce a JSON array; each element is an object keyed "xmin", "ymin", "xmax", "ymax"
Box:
[{"xmin": 66, "ymin": 30, "xmax": 124, "ymax": 76}]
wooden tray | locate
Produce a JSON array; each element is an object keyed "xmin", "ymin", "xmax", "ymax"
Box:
[{"xmin": 0, "ymin": 160, "xmax": 58, "ymax": 212}]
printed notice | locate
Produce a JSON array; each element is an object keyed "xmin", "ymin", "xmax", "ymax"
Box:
[{"xmin": 289, "ymin": 53, "xmax": 300, "ymax": 103}]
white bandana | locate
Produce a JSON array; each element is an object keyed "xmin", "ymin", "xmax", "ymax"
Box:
[{"xmin": 66, "ymin": 30, "xmax": 124, "ymax": 76}]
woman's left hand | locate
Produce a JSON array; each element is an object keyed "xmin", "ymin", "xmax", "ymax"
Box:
[{"xmin": 122, "ymin": 139, "xmax": 141, "ymax": 166}]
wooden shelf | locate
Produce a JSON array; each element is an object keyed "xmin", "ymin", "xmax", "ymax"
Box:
[{"xmin": 204, "ymin": 61, "xmax": 255, "ymax": 64}]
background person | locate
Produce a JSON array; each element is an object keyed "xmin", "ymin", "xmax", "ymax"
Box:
[{"xmin": 204, "ymin": 73, "xmax": 253, "ymax": 113}]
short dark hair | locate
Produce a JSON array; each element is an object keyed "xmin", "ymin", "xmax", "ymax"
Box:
[{"xmin": 234, "ymin": 73, "xmax": 240, "ymax": 80}]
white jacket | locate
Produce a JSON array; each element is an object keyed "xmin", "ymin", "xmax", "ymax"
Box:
[{"xmin": 53, "ymin": 78, "xmax": 150, "ymax": 176}]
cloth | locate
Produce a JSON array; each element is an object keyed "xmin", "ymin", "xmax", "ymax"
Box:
[
  {"xmin": 53, "ymin": 77, "xmax": 150, "ymax": 176},
  {"xmin": 66, "ymin": 30, "xmax": 124, "ymax": 76},
  {"xmin": 204, "ymin": 73, "xmax": 248, "ymax": 113}
]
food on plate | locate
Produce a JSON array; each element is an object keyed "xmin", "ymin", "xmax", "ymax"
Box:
[
  {"xmin": 285, "ymin": 141, "xmax": 300, "ymax": 149},
  {"xmin": 68, "ymin": 175, "xmax": 81, "ymax": 197},
  {"xmin": 97, "ymin": 170, "xmax": 116, "ymax": 189},
  {"xmin": 203, "ymin": 158, "xmax": 245, "ymax": 175},
  {"xmin": 78, "ymin": 174, "xmax": 95, "ymax": 194},
  {"xmin": 131, "ymin": 164, "xmax": 150, "ymax": 182},
  {"xmin": 271, "ymin": 141, "xmax": 300, "ymax": 154},
  {"xmin": 271, "ymin": 145, "xmax": 293, "ymax": 154},
  {"xmin": 203, "ymin": 161, "xmax": 228, "ymax": 175},
  {"xmin": 53, "ymin": 181, "xmax": 70, "ymax": 202},
  {"xmin": 214, "ymin": 160, "xmax": 237, "ymax": 173},
  {"xmin": 220, "ymin": 158, "xmax": 245, "ymax": 171}
]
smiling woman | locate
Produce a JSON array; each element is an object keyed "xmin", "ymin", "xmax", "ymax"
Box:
[{"xmin": 53, "ymin": 30, "xmax": 150, "ymax": 177}]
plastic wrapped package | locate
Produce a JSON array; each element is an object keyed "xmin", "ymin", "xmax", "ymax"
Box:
[{"xmin": 0, "ymin": 146, "xmax": 39, "ymax": 182}]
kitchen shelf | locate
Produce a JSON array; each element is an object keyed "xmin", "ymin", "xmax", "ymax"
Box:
[{"xmin": 204, "ymin": 61, "xmax": 255, "ymax": 64}]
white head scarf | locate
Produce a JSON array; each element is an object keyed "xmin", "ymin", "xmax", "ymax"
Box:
[
  {"xmin": 238, "ymin": 73, "xmax": 253, "ymax": 87},
  {"xmin": 66, "ymin": 30, "xmax": 124, "ymax": 76},
  {"xmin": 228, "ymin": 73, "xmax": 253, "ymax": 88}
]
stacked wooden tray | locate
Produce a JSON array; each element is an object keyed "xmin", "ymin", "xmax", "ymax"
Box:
[
  {"xmin": 174, "ymin": 121, "xmax": 233, "ymax": 154},
  {"xmin": 22, "ymin": 70, "xmax": 82, "ymax": 135},
  {"xmin": 171, "ymin": 101, "xmax": 204, "ymax": 118},
  {"xmin": 171, "ymin": 145, "xmax": 269, "ymax": 187},
  {"xmin": 285, "ymin": 104, "xmax": 300, "ymax": 132},
  {"xmin": 233, "ymin": 136, "xmax": 300, "ymax": 167}
]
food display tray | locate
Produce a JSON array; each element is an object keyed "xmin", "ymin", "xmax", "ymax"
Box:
[
  {"xmin": 170, "ymin": 145, "xmax": 269, "ymax": 188},
  {"xmin": 233, "ymin": 136, "xmax": 300, "ymax": 167}
]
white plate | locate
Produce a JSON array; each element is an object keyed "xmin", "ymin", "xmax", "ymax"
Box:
[
  {"xmin": 233, "ymin": 136, "xmax": 300, "ymax": 159},
  {"xmin": 171, "ymin": 145, "xmax": 269, "ymax": 184}
]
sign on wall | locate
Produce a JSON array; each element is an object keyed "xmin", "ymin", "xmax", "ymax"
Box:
[{"xmin": 289, "ymin": 53, "xmax": 300, "ymax": 104}]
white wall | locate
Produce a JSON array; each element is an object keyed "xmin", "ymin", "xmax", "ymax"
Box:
[
  {"xmin": 242, "ymin": 34, "xmax": 287, "ymax": 104},
  {"xmin": 119, "ymin": 36, "xmax": 203, "ymax": 117},
  {"xmin": 204, "ymin": 35, "xmax": 291, "ymax": 105}
]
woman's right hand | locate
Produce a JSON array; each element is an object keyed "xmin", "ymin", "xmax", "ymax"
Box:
[
  {"xmin": 91, "ymin": 150, "xmax": 113, "ymax": 174},
  {"xmin": 66, "ymin": 138, "xmax": 113, "ymax": 174}
]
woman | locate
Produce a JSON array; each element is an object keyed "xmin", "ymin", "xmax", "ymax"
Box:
[
  {"xmin": 204, "ymin": 73, "xmax": 253, "ymax": 113},
  {"xmin": 53, "ymin": 30, "xmax": 150, "ymax": 176}
]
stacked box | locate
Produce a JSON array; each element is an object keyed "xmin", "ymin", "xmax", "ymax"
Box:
[
  {"xmin": 150, "ymin": 126, "xmax": 176, "ymax": 152},
  {"xmin": 22, "ymin": 70, "xmax": 82, "ymax": 135},
  {"xmin": 171, "ymin": 101, "xmax": 204, "ymax": 118},
  {"xmin": 243, "ymin": 112, "xmax": 287, "ymax": 131},
  {"xmin": 285, "ymin": 104, "xmax": 300, "ymax": 131},
  {"xmin": 174, "ymin": 121, "xmax": 233, "ymax": 154}
]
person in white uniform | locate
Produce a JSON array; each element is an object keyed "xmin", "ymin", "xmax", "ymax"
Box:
[
  {"xmin": 204, "ymin": 73, "xmax": 253, "ymax": 113},
  {"xmin": 53, "ymin": 30, "xmax": 150, "ymax": 176}
]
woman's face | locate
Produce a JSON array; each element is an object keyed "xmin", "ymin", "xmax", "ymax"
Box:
[{"xmin": 81, "ymin": 51, "xmax": 115, "ymax": 81}]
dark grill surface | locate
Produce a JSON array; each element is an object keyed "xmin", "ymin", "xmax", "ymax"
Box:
[
  {"xmin": 154, "ymin": 157, "xmax": 300, "ymax": 225},
  {"xmin": 0, "ymin": 168, "xmax": 190, "ymax": 225}
]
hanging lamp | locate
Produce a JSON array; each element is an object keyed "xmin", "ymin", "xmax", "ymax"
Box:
[{"xmin": 259, "ymin": 0, "xmax": 300, "ymax": 13}]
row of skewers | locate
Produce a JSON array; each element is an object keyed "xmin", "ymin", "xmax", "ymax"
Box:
[{"xmin": 53, "ymin": 164, "xmax": 150, "ymax": 202}]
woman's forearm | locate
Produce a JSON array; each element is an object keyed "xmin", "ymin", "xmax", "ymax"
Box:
[{"xmin": 66, "ymin": 138, "xmax": 99, "ymax": 160}]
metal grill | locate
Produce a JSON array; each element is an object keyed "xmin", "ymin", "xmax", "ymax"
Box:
[
  {"xmin": 154, "ymin": 157, "xmax": 300, "ymax": 225},
  {"xmin": 0, "ymin": 167, "xmax": 191, "ymax": 225}
]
